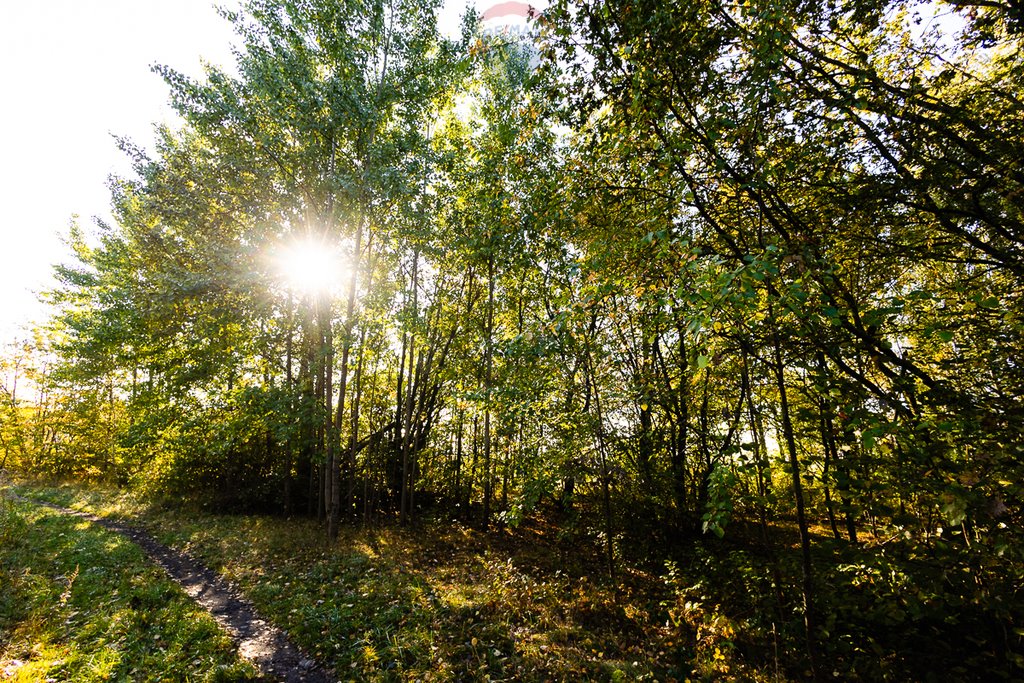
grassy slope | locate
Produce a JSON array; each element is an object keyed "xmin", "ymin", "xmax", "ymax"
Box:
[{"xmin": 0, "ymin": 495, "xmax": 262, "ymax": 682}]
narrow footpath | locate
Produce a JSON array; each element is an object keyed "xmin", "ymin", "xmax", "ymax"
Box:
[{"xmin": 5, "ymin": 491, "xmax": 335, "ymax": 683}]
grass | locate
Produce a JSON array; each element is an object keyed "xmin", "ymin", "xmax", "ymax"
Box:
[
  {"xmin": 0, "ymin": 494, "xmax": 262, "ymax": 682},
  {"xmin": 10, "ymin": 482, "xmax": 736, "ymax": 682},
  {"xmin": 19, "ymin": 480, "xmax": 1014, "ymax": 682}
]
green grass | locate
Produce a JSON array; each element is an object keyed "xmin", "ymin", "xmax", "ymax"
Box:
[
  {"xmin": 0, "ymin": 494, "xmax": 263, "ymax": 682},
  {"xmin": 12, "ymin": 483, "xmax": 716, "ymax": 682},
  {"xmin": 8, "ymin": 480, "xmax": 1023, "ymax": 682}
]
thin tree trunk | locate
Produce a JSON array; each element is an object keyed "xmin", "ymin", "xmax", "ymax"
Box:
[
  {"xmin": 400, "ymin": 250, "xmax": 419, "ymax": 525},
  {"xmin": 819, "ymin": 402, "xmax": 842, "ymax": 540},
  {"xmin": 743, "ymin": 349, "xmax": 786, "ymax": 611},
  {"xmin": 323, "ymin": 294, "xmax": 337, "ymax": 532},
  {"xmin": 401, "ymin": 349, "xmax": 423, "ymax": 522},
  {"xmin": 584, "ymin": 336, "xmax": 615, "ymax": 580},
  {"xmin": 469, "ymin": 415, "xmax": 479, "ymax": 521},
  {"xmin": 328, "ymin": 218, "xmax": 363, "ymax": 539},
  {"xmin": 771, "ymin": 325, "xmax": 818, "ymax": 677},
  {"xmin": 346, "ymin": 327, "xmax": 368, "ymax": 516},
  {"xmin": 454, "ymin": 408, "xmax": 464, "ymax": 514},
  {"xmin": 312, "ymin": 316, "xmax": 327, "ymax": 521},
  {"xmin": 284, "ymin": 292, "xmax": 294, "ymax": 514},
  {"xmin": 394, "ymin": 319, "xmax": 408, "ymax": 510},
  {"xmin": 482, "ymin": 253, "xmax": 495, "ymax": 528}
]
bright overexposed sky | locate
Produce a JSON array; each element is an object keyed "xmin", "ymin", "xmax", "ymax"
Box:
[
  {"xmin": 0, "ymin": 1, "xmax": 240, "ymax": 340},
  {"xmin": 0, "ymin": 0, "xmax": 514, "ymax": 341}
]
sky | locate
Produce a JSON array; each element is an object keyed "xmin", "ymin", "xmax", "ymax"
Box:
[
  {"xmin": 0, "ymin": 0, "xmax": 516, "ymax": 342},
  {"xmin": 0, "ymin": 1, "xmax": 239, "ymax": 340}
]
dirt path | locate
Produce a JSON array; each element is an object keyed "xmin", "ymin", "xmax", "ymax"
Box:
[{"xmin": 7, "ymin": 492, "xmax": 335, "ymax": 683}]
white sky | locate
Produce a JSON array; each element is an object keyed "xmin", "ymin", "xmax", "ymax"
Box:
[
  {"xmin": 0, "ymin": 1, "xmax": 239, "ymax": 340},
  {"xmin": 0, "ymin": 0, "xmax": 534, "ymax": 342}
]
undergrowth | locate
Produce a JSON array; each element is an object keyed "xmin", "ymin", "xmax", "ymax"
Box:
[
  {"xmin": 14, "ymin": 483, "xmax": 725, "ymax": 681},
  {"xmin": 11, "ymin": 481, "xmax": 1021, "ymax": 681}
]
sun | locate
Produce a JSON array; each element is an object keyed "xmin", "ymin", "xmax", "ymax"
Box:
[{"xmin": 275, "ymin": 237, "xmax": 345, "ymax": 296}]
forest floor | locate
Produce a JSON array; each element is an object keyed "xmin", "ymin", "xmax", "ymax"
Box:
[
  {"xmin": 1, "ymin": 482, "xmax": 771, "ymax": 682},
  {"xmin": 6, "ymin": 480, "xmax": 1007, "ymax": 682}
]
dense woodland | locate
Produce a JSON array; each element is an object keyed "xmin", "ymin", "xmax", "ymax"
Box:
[{"xmin": 2, "ymin": 0, "xmax": 1023, "ymax": 679}]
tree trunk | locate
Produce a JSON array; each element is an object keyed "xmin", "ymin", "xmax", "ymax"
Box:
[
  {"xmin": 400, "ymin": 250, "xmax": 419, "ymax": 525},
  {"xmin": 454, "ymin": 408, "xmax": 464, "ymax": 514},
  {"xmin": 323, "ymin": 294, "xmax": 337, "ymax": 535},
  {"xmin": 771, "ymin": 325, "xmax": 818, "ymax": 677},
  {"xmin": 329, "ymin": 218, "xmax": 364, "ymax": 539},
  {"xmin": 482, "ymin": 253, "xmax": 495, "ymax": 528},
  {"xmin": 345, "ymin": 330, "xmax": 367, "ymax": 517},
  {"xmin": 584, "ymin": 338, "xmax": 615, "ymax": 580}
]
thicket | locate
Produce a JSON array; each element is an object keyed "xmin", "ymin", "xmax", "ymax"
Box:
[{"xmin": 2, "ymin": 0, "xmax": 1022, "ymax": 678}]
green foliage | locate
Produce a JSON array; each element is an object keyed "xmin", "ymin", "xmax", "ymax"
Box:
[
  {"xmin": 17, "ymin": 0, "xmax": 1024, "ymax": 679},
  {"xmin": 701, "ymin": 466, "xmax": 737, "ymax": 539}
]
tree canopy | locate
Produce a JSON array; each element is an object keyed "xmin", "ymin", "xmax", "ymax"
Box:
[{"xmin": 5, "ymin": 0, "xmax": 1023, "ymax": 678}]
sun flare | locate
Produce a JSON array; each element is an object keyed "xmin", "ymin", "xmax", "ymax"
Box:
[{"xmin": 276, "ymin": 238, "xmax": 345, "ymax": 296}]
